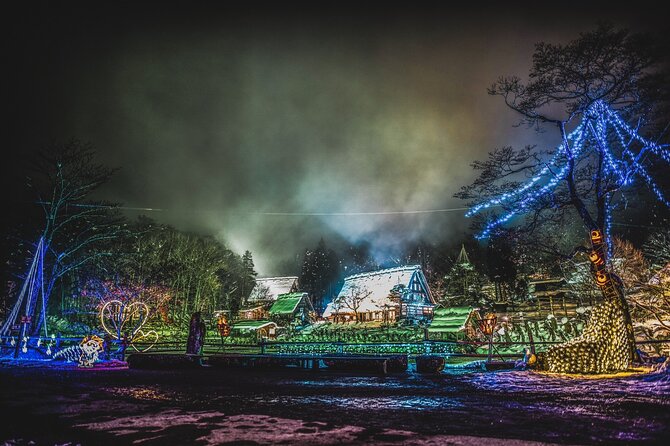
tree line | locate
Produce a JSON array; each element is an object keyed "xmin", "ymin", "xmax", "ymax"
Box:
[{"xmin": 0, "ymin": 141, "xmax": 257, "ymax": 332}]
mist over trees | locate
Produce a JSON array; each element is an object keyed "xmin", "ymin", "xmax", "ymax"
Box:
[{"xmin": 1, "ymin": 141, "xmax": 258, "ymax": 332}]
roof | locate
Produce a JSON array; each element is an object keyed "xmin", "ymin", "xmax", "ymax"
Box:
[
  {"xmin": 322, "ymin": 265, "xmax": 432, "ymax": 318},
  {"xmin": 456, "ymin": 245, "xmax": 471, "ymax": 265},
  {"xmin": 247, "ymin": 276, "xmax": 299, "ymax": 302},
  {"xmin": 231, "ymin": 320, "xmax": 278, "ymax": 331},
  {"xmin": 428, "ymin": 306, "xmax": 477, "ymax": 333},
  {"xmin": 269, "ymin": 292, "xmax": 311, "ymax": 315},
  {"xmin": 239, "ymin": 304, "xmax": 265, "ymax": 312}
]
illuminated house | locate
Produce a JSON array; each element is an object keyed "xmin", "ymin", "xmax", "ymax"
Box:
[
  {"xmin": 247, "ymin": 276, "xmax": 299, "ymax": 302},
  {"xmin": 238, "ymin": 276, "xmax": 300, "ymax": 321},
  {"xmin": 269, "ymin": 292, "xmax": 315, "ymax": 325},
  {"xmin": 322, "ymin": 265, "xmax": 434, "ymax": 323},
  {"xmin": 426, "ymin": 306, "xmax": 480, "ymax": 341},
  {"xmin": 232, "ymin": 286, "xmax": 310, "ymax": 338},
  {"xmin": 238, "ymin": 304, "xmax": 269, "ymax": 321}
]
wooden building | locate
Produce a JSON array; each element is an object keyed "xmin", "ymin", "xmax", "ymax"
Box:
[
  {"xmin": 269, "ymin": 292, "xmax": 315, "ymax": 325},
  {"xmin": 247, "ymin": 276, "xmax": 299, "ymax": 302},
  {"xmin": 426, "ymin": 306, "xmax": 480, "ymax": 341},
  {"xmin": 236, "ymin": 276, "xmax": 301, "ymax": 322},
  {"xmin": 322, "ymin": 265, "xmax": 434, "ymax": 323}
]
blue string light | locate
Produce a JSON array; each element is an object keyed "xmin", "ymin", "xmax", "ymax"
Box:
[{"xmin": 469, "ymin": 100, "xmax": 670, "ymax": 240}]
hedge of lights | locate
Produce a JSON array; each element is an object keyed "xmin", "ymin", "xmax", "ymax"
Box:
[{"xmin": 276, "ymin": 342, "xmax": 470, "ymax": 356}]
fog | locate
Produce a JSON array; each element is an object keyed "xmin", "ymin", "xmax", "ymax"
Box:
[{"xmin": 8, "ymin": 3, "xmax": 665, "ymax": 274}]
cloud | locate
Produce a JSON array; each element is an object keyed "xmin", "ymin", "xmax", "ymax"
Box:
[{"xmin": 13, "ymin": 5, "xmax": 665, "ymax": 274}]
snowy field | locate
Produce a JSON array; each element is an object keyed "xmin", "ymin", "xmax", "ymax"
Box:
[{"xmin": 1, "ymin": 361, "xmax": 668, "ymax": 445}]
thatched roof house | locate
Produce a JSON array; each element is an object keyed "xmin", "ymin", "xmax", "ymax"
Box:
[
  {"xmin": 247, "ymin": 276, "xmax": 299, "ymax": 302},
  {"xmin": 322, "ymin": 265, "xmax": 434, "ymax": 323},
  {"xmin": 269, "ymin": 292, "xmax": 315, "ymax": 325},
  {"xmin": 427, "ymin": 306, "xmax": 479, "ymax": 340}
]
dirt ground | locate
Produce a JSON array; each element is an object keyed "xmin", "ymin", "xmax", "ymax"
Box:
[{"xmin": 1, "ymin": 361, "xmax": 668, "ymax": 445}]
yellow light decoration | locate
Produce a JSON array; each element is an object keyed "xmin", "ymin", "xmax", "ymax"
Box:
[
  {"xmin": 79, "ymin": 335, "xmax": 104, "ymax": 367},
  {"xmin": 539, "ymin": 229, "xmax": 633, "ymax": 374},
  {"xmin": 100, "ymin": 300, "xmax": 158, "ymax": 353},
  {"xmin": 477, "ymin": 313, "xmax": 497, "ymax": 336}
]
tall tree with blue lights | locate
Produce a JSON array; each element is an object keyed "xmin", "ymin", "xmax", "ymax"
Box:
[{"xmin": 457, "ymin": 25, "xmax": 669, "ymax": 373}]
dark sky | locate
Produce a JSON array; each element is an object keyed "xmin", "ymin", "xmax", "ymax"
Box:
[{"xmin": 6, "ymin": 1, "xmax": 669, "ymax": 274}]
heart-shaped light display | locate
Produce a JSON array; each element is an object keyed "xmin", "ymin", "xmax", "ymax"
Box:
[
  {"xmin": 130, "ymin": 329, "xmax": 159, "ymax": 352},
  {"xmin": 100, "ymin": 300, "xmax": 158, "ymax": 352}
]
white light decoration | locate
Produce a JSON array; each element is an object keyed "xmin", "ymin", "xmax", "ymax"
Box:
[
  {"xmin": 45, "ymin": 333, "xmax": 56, "ymax": 356},
  {"xmin": 53, "ymin": 335, "xmax": 104, "ymax": 367}
]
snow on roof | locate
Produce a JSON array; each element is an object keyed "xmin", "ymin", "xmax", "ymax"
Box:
[
  {"xmin": 247, "ymin": 276, "xmax": 299, "ymax": 302},
  {"xmin": 322, "ymin": 265, "xmax": 429, "ymax": 318},
  {"xmin": 232, "ymin": 320, "xmax": 278, "ymax": 331}
]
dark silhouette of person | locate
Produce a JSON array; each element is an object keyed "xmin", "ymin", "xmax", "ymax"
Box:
[{"xmin": 186, "ymin": 312, "xmax": 206, "ymax": 355}]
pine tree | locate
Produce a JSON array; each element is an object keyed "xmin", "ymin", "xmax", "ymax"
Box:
[
  {"xmin": 443, "ymin": 245, "xmax": 487, "ymax": 307},
  {"xmin": 299, "ymin": 238, "xmax": 340, "ymax": 313},
  {"xmin": 240, "ymin": 250, "xmax": 257, "ymax": 303}
]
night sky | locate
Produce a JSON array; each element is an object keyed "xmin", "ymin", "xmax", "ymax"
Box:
[{"xmin": 6, "ymin": 1, "xmax": 669, "ymax": 274}]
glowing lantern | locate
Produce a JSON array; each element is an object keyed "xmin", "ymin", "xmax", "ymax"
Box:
[
  {"xmin": 217, "ymin": 315, "xmax": 231, "ymax": 337},
  {"xmin": 478, "ymin": 313, "xmax": 497, "ymax": 336},
  {"xmin": 589, "ymin": 251, "xmax": 604, "ymax": 266},
  {"xmin": 478, "ymin": 313, "xmax": 497, "ymax": 364},
  {"xmin": 595, "ymin": 273, "xmax": 609, "ymax": 287},
  {"xmin": 590, "ymin": 229, "xmax": 603, "ymax": 244}
]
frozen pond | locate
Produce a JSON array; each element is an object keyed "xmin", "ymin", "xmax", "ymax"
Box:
[{"xmin": 1, "ymin": 361, "xmax": 668, "ymax": 444}]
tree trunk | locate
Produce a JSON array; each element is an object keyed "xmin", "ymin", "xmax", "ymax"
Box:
[{"xmin": 538, "ymin": 229, "xmax": 637, "ymax": 373}]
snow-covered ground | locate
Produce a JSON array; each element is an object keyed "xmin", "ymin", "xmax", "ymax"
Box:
[{"xmin": 1, "ymin": 361, "xmax": 668, "ymax": 445}]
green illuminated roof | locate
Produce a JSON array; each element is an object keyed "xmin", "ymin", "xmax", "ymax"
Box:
[
  {"xmin": 232, "ymin": 320, "xmax": 277, "ymax": 331},
  {"xmin": 269, "ymin": 293, "xmax": 305, "ymax": 315},
  {"xmin": 428, "ymin": 306, "xmax": 476, "ymax": 333}
]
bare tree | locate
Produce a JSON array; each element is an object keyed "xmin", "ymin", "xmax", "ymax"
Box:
[
  {"xmin": 610, "ymin": 239, "xmax": 670, "ymax": 345},
  {"xmin": 340, "ymin": 285, "xmax": 372, "ymax": 323},
  {"xmin": 458, "ymin": 26, "xmax": 670, "ymax": 372},
  {"xmin": 644, "ymin": 228, "xmax": 670, "ymax": 266},
  {"xmin": 28, "ymin": 140, "xmax": 127, "ymax": 334}
]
